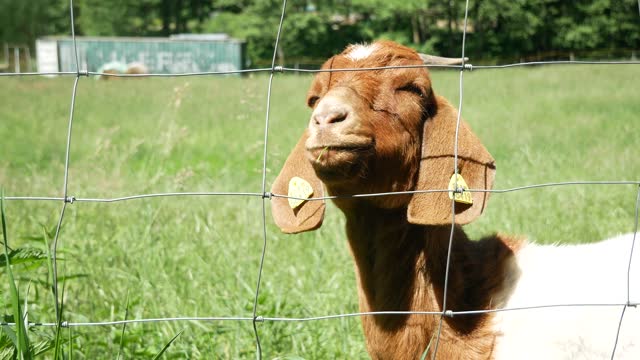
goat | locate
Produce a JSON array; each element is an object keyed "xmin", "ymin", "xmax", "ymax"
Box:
[
  {"xmin": 270, "ymin": 41, "xmax": 639, "ymax": 359},
  {"xmin": 97, "ymin": 61, "xmax": 148, "ymax": 79}
]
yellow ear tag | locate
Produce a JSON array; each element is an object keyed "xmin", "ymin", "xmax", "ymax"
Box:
[
  {"xmin": 288, "ymin": 176, "xmax": 314, "ymax": 209},
  {"xmin": 448, "ymin": 173, "xmax": 473, "ymax": 205}
]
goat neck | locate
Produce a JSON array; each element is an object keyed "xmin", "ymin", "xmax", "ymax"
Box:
[{"xmin": 339, "ymin": 200, "xmax": 518, "ymax": 359}]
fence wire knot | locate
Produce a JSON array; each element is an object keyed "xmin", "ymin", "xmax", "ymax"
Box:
[
  {"xmin": 60, "ymin": 321, "xmax": 69, "ymax": 328},
  {"xmin": 262, "ymin": 192, "xmax": 272, "ymax": 199},
  {"xmin": 444, "ymin": 310, "xmax": 454, "ymax": 318},
  {"xmin": 65, "ymin": 195, "xmax": 76, "ymax": 204},
  {"xmin": 272, "ymin": 66, "xmax": 284, "ymax": 73},
  {"xmin": 463, "ymin": 63, "xmax": 473, "ymax": 71},
  {"xmin": 254, "ymin": 315, "xmax": 264, "ymax": 323}
]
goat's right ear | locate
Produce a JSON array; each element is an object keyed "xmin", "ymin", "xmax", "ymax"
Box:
[{"xmin": 271, "ymin": 131, "xmax": 326, "ymax": 234}]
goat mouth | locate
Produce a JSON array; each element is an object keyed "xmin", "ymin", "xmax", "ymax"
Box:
[{"xmin": 306, "ymin": 144, "xmax": 374, "ymax": 182}]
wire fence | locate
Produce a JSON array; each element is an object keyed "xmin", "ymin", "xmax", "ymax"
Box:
[{"xmin": 1, "ymin": 0, "xmax": 639, "ymax": 359}]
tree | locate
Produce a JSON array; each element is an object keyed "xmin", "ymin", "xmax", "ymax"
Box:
[
  {"xmin": 0, "ymin": 0, "xmax": 69, "ymax": 47},
  {"xmin": 1, "ymin": 0, "xmax": 637, "ymax": 65}
]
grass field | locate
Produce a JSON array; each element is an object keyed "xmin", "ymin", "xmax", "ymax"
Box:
[{"xmin": 1, "ymin": 65, "xmax": 639, "ymax": 359}]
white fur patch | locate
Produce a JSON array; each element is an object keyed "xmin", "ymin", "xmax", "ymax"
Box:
[
  {"xmin": 493, "ymin": 233, "xmax": 640, "ymax": 359},
  {"xmin": 345, "ymin": 44, "xmax": 380, "ymax": 61}
]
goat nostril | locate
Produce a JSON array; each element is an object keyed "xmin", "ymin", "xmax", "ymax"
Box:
[
  {"xmin": 330, "ymin": 112, "xmax": 348, "ymax": 124},
  {"xmin": 314, "ymin": 111, "xmax": 348, "ymax": 126}
]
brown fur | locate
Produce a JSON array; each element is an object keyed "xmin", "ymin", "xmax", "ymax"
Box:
[
  {"xmin": 271, "ymin": 41, "xmax": 522, "ymax": 359},
  {"xmin": 347, "ymin": 210, "xmax": 520, "ymax": 359}
]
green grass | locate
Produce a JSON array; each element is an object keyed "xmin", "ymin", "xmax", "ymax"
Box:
[{"xmin": 0, "ymin": 65, "xmax": 638, "ymax": 359}]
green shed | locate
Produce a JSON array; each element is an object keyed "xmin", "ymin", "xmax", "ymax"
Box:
[{"xmin": 36, "ymin": 35, "xmax": 246, "ymax": 74}]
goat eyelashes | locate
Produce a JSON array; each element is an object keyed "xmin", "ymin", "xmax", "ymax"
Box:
[
  {"xmin": 271, "ymin": 41, "xmax": 638, "ymax": 360},
  {"xmin": 396, "ymin": 83, "xmax": 424, "ymax": 97}
]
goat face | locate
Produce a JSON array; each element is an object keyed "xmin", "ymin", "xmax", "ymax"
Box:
[
  {"xmin": 271, "ymin": 41, "xmax": 496, "ymax": 233},
  {"xmin": 304, "ymin": 42, "xmax": 432, "ymax": 207}
]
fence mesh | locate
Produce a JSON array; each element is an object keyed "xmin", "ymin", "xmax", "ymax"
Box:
[{"xmin": 1, "ymin": 0, "xmax": 639, "ymax": 359}]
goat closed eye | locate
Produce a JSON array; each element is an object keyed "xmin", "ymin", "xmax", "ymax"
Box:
[
  {"xmin": 396, "ymin": 83, "xmax": 424, "ymax": 97},
  {"xmin": 307, "ymin": 96, "xmax": 320, "ymax": 107}
]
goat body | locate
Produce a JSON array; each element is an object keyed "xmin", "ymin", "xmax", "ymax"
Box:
[
  {"xmin": 497, "ymin": 233, "xmax": 638, "ymax": 359},
  {"xmin": 271, "ymin": 41, "xmax": 639, "ymax": 359}
]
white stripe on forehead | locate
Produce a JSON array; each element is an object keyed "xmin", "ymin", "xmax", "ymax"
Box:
[{"xmin": 345, "ymin": 43, "xmax": 380, "ymax": 61}]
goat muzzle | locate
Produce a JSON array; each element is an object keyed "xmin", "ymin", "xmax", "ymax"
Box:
[
  {"xmin": 305, "ymin": 142, "xmax": 374, "ymax": 183},
  {"xmin": 305, "ymin": 86, "xmax": 375, "ymax": 183}
]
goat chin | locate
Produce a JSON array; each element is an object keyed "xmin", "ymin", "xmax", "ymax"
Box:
[{"xmin": 494, "ymin": 233, "xmax": 639, "ymax": 359}]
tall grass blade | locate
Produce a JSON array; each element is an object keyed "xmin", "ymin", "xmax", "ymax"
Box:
[
  {"xmin": 23, "ymin": 281, "xmax": 31, "ymax": 339},
  {"xmin": 53, "ymin": 271, "xmax": 67, "ymax": 359},
  {"xmin": 419, "ymin": 332, "xmax": 437, "ymax": 360},
  {"xmin": 68, "ymin": 327, "xmax": 73, "ymax": 360},
  {"xmin": 42, "ymin": 226, "xmax": 56, "ymax": 302},
  {"xmin": 43, "ymin": 224, "xmax": 66, "ymax": 359},
  {"xmin": 1, "ymin": 190, "xmax": 32, "ymax": 359},
  {"xmin": 116, "ymin": 291, "xmax": 130, "ymax": 360},
  {"xmin": 151, "ymin": 329, "xmax": 184, "ymax": 360}
]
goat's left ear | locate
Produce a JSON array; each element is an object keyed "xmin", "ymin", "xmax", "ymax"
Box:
[
  {"xmin": 407, "ymin": 95, "xmax": 496, "ymax": 225},
  {"xmin": 271, "ymin": 131, "xmax": 326, "ymax": 234}
]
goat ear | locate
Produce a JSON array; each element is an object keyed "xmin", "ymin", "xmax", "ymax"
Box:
[
  {"xmin": 271, "ymin": 131, "xmax": 326, "ymax": 234},
  {"xmin": 407, "ymin": 95, "xmax": 496, "ymax": 225}
]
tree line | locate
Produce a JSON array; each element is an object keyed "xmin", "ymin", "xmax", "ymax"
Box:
[{"xmin": 1, "ymin": 0, "xmax": 638, "ymax": 66}]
